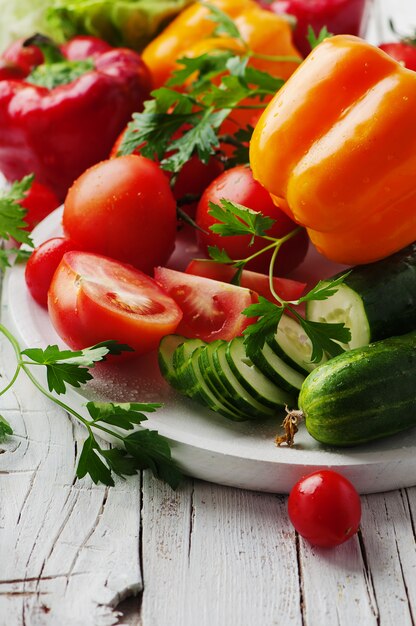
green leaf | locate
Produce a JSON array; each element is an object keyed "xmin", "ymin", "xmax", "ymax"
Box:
[
  {"xmin": 242, "ymin": 297, "xmax": 284, "ymax": 357},
  {"xmin": 0, "ymin": 414, "xmax": 13, "ymax": 442},
  {"xmin": 167, "ymin": 51, "xmax": 234, "ymax": 89},
  {"xmin": 298, "ymin": 272, "xmax": 351, "ymax": 304},
  {"xmin": 0, "ymin": 175, "xmax": 34, "ymax": 247},
  {"xmin": 22, "ymin": 342, "xmax": 131, "ymax": 395},
  {"xmin": 202, "ymin": 2, "xmax": 244, "ymax": 41},
  {"xmin": 86, "ymin": 401, "xmax": 161, "ymax": 431},
  {"xmin": 123, "ymin": 430, "xmax": 183, "ymax": 489},
  {"xmin": 295, "ymin": 316, "xmax": 351, "ymax": 362},
  {"xmin": 306, "ymin": 25, "xmax": 332, "ymax": 50},
  {"xmin": 208, "ymin": 246, "xmax": 236, "ymax": 264},
  {"xmin": 76, "ymin": 435, "xmax": 114, "ymax": 486},
  {"xmin": 99, "ymin": 448, "xmax": 138, "ymax": 478},
  {"xmin": 208, "ymin": 199, "xmax": 275, "ymax": 240}
]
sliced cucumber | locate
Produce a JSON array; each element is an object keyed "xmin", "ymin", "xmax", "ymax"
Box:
[
  {"xmin": 225, "ymin": 338, "xmax": 295, "ymax": 410},
  {"xmin": 158, "ymin": 334, "xmax": 187, "ymax": 389},
  {"xmin": 248, "ymin": 338, "xmax": 305, "ymax": 394},
  {"xmin": 306, "ymin": 242, "xmax": 416, "ymax": 349},
  {"xmin": 174, "ymin": 345, "xmax": 248, "ymax": 421},
  {"xmin": 202, "ymin": 341, "xmax": 275, "ymax": 418},
  {"xmin": 267, "ymin": 314, "xmax": 326, "ymax": 373},
  {"xmin": 173, "ymin": 338, "xmax": 206, "ymax": 369}
]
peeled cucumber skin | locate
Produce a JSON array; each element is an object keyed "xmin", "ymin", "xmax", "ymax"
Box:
[
  {"xmin": 299, "ymin": 331, "xmax": 416, "ymax": 447},
  {"xmin": 307, "ymin": 242, "xmax": 416, "ymax": 343}
]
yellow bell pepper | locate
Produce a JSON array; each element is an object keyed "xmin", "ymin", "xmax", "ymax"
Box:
[
  {"xmin": 250, "ymin": 35, "xmax": 416, "ymax": 265},
  {"xmin": 142, "ymin": 0, "xmax": 301, "ymax": 89}
]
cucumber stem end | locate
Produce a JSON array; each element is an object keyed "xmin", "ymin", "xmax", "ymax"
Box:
[{"xmin": 275, "ymin": 408, "xmax": 304, "ymax": 447}]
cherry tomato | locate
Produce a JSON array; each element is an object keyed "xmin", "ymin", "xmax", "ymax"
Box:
[
  {"xmin": 20, "ymin": 181, "xmax": 60, "ymax": 232},
  {"xmin": 25, "ymin": 237, "xmax": 77, "ymax": 307},
  {"xmin": 62, "ymin": 155, "xmax": 177, "ymax": 275},
  {"xmin": 379, "ymin": 41, "xmax": 416, "ymax": 71},
  {"xmin": 185, "ymin": 259, "xmax": 306, "ymax": 302},
  {"xmin": 288, "ymin": 470, "xmax": 361, "ymax": 548},
  {"xmin": 195, "ymin": 166, "xmax": 309, "ymax": 276},
  {"xmin": 154, "ymin": 267, "xmax": 257, "ymax": 342},
  {"xmin": 48, "ymin": 251, "xmax": 183, "ymax": 354},
  {"xmin": 265, "ymin": 0, "xmax": 369, "ymax": 57}
]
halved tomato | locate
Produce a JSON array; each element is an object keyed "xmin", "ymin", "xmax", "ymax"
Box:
[
  {"xmin": 185, "ymin": 260, "xmax": 306, "ymax": 302},
  {"xmin": 154, "ymin": 267, "xmax": 257, "ymax": 342},
  {"xmin": 48, "ymin": 251, "xmax": 183, "ymax": 355}
]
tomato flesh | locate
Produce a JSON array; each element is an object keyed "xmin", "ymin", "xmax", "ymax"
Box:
[
  {"xmin": 288, "ymin": 470, "xmax": 361, "ymax": 548},
  {"xmin": 48, "ymin": 251, "xmax": 183, "ymax": 355},
  {"xmin": 154, "ymin": 266, "xmax": 257, "ymax": 342},
  {"xmin": 185, "ymin": 259, "xmax": 306, "ymax": 302}
]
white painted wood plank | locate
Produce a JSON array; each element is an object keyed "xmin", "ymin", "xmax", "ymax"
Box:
[
  {"xmin": 0, "ymin": 333, "xmax": 143, "ymax": 626},
  {"xmin": 140, "ymin": 477, "xmax": 302, "ymax": 626}
]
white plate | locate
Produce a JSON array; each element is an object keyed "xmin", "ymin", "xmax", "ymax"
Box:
[{"xmin": 3, "ymin": 207, "xmax": 416, "ymax": 494}]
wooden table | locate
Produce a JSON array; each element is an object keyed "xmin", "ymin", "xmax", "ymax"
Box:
[{"xmin": 1, "ymin": 1, "xmax": 416, "ymax": 624}]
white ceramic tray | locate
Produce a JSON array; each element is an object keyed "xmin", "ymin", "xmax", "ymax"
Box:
[{"xmin": 3, "ymin": 207, "xmax": 416, "ymax": 494}]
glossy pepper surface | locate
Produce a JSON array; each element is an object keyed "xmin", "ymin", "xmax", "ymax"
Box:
[
  {"xmin": 142, "ymin": 0, "xmax": 301, "ymax": 89},
  {"xmin": 250, "ymin": 35, "xmax": 416, "ymax": 266},
  {"xmin": 0, "ymin": 36, "xmax": 152, "ymax": 201}
]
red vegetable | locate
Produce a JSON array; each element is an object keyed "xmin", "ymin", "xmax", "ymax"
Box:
[
  {"xmin": 264, "ymin": 0, "xmax": 370, "ymax": 57},
  {"xmin": 48, "ymin": 251, "xmax": 183, "ymax": 354},
  {"xmin": 185, "ymin": 259, "xmax": 306, "ymax": 302},
  {"xmin": 0, "ymin": 35, "xmax": 152, "ymax": 201},
  {"xmin": 288, "ymin": 470, "xmax": 361, "ymax": 547},
  {"xmin": 154, "ymin": 267, "xmax": 257, "ymax": 342},
  {"xmin": 19, "ymin": 180, "xmax": 60, "ymax": 232},
  {"xmin": 195, "ymin": 166, "xmax": 309, "ymax": 276},
  {"xmin": 25, "ymin": 237, "xmax": 77, "ymax": 307},
  {"xmin": 63, "ymin": 155, "xmax": 177, "ymax": 275},
  {"xmin": 379, "ymin": 35, "xmax": 416, "ymax": 71}
]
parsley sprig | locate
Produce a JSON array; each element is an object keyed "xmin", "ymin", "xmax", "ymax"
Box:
[
  {"xmin": 0, "ymin": 327, "xmax": 182, "ymax": 488},
  {"xmin": 118, "ymin": 3, "xmax": 298, "ymax": 176},
  {"xmin": 206, "ymin": 198, "xmax": 351, "ymax": 363},
  {"xmin": 0, "ymin": 175, "xmax": 35, "ymax": 269}
]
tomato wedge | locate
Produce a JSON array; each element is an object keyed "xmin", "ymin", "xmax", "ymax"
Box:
[
  {"xmin": 185, "ymin": 259, "xmax": 306, "ymax": 302},
  {"xmin": 48, "ymin": 251, "xmax": 183, "ymax": 355},
  {"xmin": 154, "ymin": 267, "xmax": 257, "ymax": 342}
]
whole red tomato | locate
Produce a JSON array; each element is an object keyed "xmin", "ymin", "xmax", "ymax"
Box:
[
  {"xmin": 48, "ymin": 251, "xmax": 183, "ymax": 355},
  {"xmin": 25, "ymin": 237, "xmax": 77, "ymax": 307},
  {"xmin": 288, "ymin": 470, "xmax": 361, "ymax": 547},
  {"xmin": 20, "ymin": 181, "xmax": 60, "ymax": 232},
  {"xmin": 63, "ymin": 155, "xmax": 177, "ymax": 275},
  {"xmin": 264, "ymin": 0, "xmax": 370, "ymax": 57},
  {"xmin": 379, "ymin": 39, "xmax": 416, "ymax": 72},
  {"xmin": 195, "ymin": 166, "xmax": 309, "ymax": 276}
]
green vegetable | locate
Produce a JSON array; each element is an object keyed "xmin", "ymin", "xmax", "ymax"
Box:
[
  {"xmin": 279, "ymin": 331, "xmax": 416, "ymax": 447},
  {"xmin": 46, "ymin": 0, "xmax": 194, "ymax": 49},
  {"xmin": 306, "ymin": 243, "xmax": 416, "ymax": 349}
]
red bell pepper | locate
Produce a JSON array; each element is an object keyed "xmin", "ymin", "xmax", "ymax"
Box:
[{"xmin": 0, "ymin": 35, "xmax": 152, "ymax": 201}]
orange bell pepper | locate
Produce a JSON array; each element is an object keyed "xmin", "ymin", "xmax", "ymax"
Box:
[
  {"xmin": 142, "ymin": 0, "xmax": 301, "ymax": 89},
  {"xmin": 250, "ymin": 35, "xmax": 416, "ymax": 266}
]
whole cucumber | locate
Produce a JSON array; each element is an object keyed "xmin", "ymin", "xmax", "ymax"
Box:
[{"xmin": 298, "ymin": 331, "xmax": 416, "ymax": 446}]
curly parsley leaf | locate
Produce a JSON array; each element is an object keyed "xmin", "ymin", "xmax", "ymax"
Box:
[
  {"xmin": 242, "ymin": 298, "xmax": 285, "ymax": 357},
  {"xmin": 0, "ymin": 415, "xmax": 13, "ymax": 442},
  {"xmin": 208, "ymin": 199, "xmax": 275, "ymax": 240},
  {"xmin": 297, "ymin": 272, "xmax": 351, "ymax": 303},
  {"xmin": 86, "ymin": 401, "xmax": 160, "ymax": 431},
  {"xmin": 76, "ymin": 435, "xmax": 114, "ymax": 486},
  {"xmin": 203, "ymin": 1, "xmax": 245, "ymax": 41},
  {"xmin": 307, "ymin": 25, "xmax": 333, "ymax": 50},
  {"xmin": 0, "ymin": 175, "xmax": 34, "ymax": 247},
  {"xmin": 123, "ymin": 429, "xmax": 183, "ymax": 489},
  {"xmin": 21, "ymin": 341, "xmax": 133, "ymax": 394},
  {"xmin": 294, "ymin": 315, "xmax": 351, "ymax": 362}
]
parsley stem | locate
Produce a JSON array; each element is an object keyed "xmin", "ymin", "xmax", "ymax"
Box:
[{"xmin": 0, "ymin": 323, "xmax": 22, "ymax": 396}]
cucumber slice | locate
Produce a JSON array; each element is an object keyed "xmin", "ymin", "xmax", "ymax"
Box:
[
  {"xmin": 175, "ymin": 345, "xmax": 247, "ymax": 421},
  {"xmin": 249, "ymin": 338, "xmax": 305, "ymax": 394},
  {"xmin": 173, "ymin": 338, "xmax": 206, "ymax": 369},
  {"xmin": 201, "ymin": 341, "xmax": 275, "ymax": 418},
  {"xmin": 158, "ymin": 334, "xmax": 187, "ymax": 388},
  {"xmin": 225, "ymin": 338, "xmax": 295, "ymax": 410},
  {"xmin": 306, "ymin": 242, "xmax": 416, "ymax": 349},
  {"xmin": 267, "ymin": 314, "xmax": 326, "ymax": 373}
]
